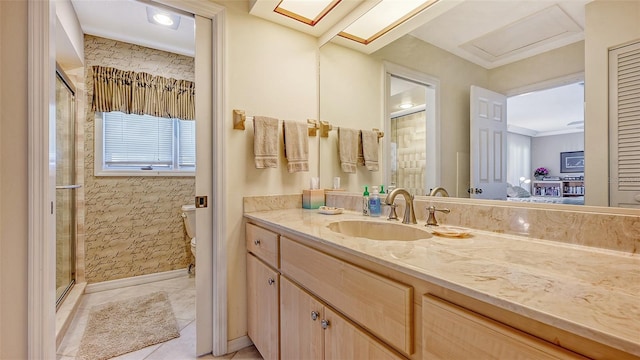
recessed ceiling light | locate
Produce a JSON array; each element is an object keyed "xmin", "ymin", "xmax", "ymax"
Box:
[
  {"xmin": 399, "ymin": 103, "xmax": 414, "ymax": 109},
  {"xmin": 146, "ymin": 7, "xmax": 181, "ymax": 30},
  {"xmin": 153, "ymin": 13, "xmax": 174, "ymax": 26}
]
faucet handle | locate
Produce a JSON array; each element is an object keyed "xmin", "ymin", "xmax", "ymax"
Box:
[{"xmin": 425, "ymin": 206, "xmax": 451, "ymax": 226}]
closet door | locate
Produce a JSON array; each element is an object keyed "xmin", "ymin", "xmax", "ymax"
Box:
[{"xmin": 609, "ymin": 40, "xmax": 640, "ymax": 208}]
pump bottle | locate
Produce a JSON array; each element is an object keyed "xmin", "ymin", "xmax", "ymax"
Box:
[
  {"xmin": 362, "ymin": 186, "xmax": 370, "ymax": 216},
  {"xmin": 369, "ymin": 186, "xmax": 381, "ymax": 217}
]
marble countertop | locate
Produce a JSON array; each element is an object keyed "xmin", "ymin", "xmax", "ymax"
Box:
[{"xmin": 244, "ymin": 208, "xmax": 640, "ymax": 356}]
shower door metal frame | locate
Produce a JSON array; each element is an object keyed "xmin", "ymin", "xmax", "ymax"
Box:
[{"xmin": 55, "ymin": 66, "xmax": 79, "ymax": 310}]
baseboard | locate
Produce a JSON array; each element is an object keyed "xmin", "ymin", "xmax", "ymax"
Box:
[
  {"xmin": 85, "ymin": 268, "xmax": 188, "ymax": 294},
  {"xmin": 227, "ymin": 335, "xmax": 253, "ymax": 353}
]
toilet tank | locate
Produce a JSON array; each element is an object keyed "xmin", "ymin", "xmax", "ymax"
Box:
[{"xmin": 181, "ymin": 204, "xmax": 196, "ymax": 238}]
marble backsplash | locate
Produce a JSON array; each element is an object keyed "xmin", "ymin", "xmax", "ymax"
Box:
[{"xmin": 244, "ymin": 192, "xmax": 639, "ymax": 254}]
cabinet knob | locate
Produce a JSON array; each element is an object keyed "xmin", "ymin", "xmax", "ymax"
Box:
[
  {"xmin": 254, "ymin": 239, "xmax": 261, "ymax": 246},
  {"xmin": 268, "ymin": 278, "xmax": 275, "ymax": 285},
  {"xmin": 321, "ymin": 319, "xmax": 330, "ymax": 329},
  {"xmin": 311, "ymin": 311, "xmax": 319, "ymax": 321}
]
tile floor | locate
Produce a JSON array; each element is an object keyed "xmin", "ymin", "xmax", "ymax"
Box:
[{"xmin": 57, "ymin": 275, "xmax": 262, "ymax": 360}]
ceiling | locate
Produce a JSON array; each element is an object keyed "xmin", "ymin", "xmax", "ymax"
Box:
[
  {"xmin": 67, "ymin": 0, "xmax": 588, "ymax": 135},
  {"xmin": 70, "ymin": 0, "xmax": 195, "ymax": 57}
]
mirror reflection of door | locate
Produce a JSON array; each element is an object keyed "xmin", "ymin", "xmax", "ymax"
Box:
[
  {"xmin": 470, "ymin": 85, "xmax": 508, "ymax": 200},
  {"xmin": 386, "ymin": 71, "xmax": 438, "ymax": 196}
]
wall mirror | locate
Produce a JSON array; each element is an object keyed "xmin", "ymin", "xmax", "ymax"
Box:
[{"xmin": 318, "ymin": 0, "xmax": 638, "ymax": 209}]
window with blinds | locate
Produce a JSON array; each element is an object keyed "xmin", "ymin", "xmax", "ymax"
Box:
[
  {"xmin": 96, "ymin": 112, "xmax": 195, "ymax": 175},
  {"xmin": 609, "ymin": 40, "xmax": 640, "ymax": 207}
]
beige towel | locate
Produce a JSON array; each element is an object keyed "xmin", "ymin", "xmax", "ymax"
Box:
[
  {"xmin": 361, "ymin": 130, "xmax": 379, "ymax": 171},
  {"xmin": 283, "ymin": 120, "xmax": 309, "ymax": 173},
  {"xmin": 253, "ymin": 116, "xmax": 279, "ymax": 169},
  {"xmin": 357, "ymin": 131, "xmax": 365, "ymax": 166},
  {"xmin": 338, "ymin": 127, "xmax": 359, "ymax": 173}
]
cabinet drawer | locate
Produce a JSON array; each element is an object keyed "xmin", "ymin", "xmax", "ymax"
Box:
[
  {"xmin": 246, "ymin": 223, "xmax": 279, "ymax": 268},
  {"xmin": 280, "ymin": 237, "xmax": 413, "ymax": 356},
  {"xmin": 422, "ymin": 294, "xmax": 587, "ymax": 360}
]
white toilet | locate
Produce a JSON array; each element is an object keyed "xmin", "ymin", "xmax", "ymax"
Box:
[{"xmin": 181, "ymin": 204, "xmax": 196, "ymax": 261}]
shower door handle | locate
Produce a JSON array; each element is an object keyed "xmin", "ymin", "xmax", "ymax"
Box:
[{"xmin": 56, "ymin": 184, "xmax": 82, "ymax": 189}]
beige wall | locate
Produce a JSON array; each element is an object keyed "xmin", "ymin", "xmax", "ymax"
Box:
[
  {"xmin": 0, "ymin": 1, "xmax": 29, "ymax": 358},
  {"xmin": 220, "ymin": 1, "xmax": 319, "ymax": 341},
  {"xmin": 585, "ymin": 0, "xmax": 640, "ymax": 206},
  {"xmin": 83, "ymin": 35, "xmax": 195, "ymax": 282},
  {"xmin": 319, "ymin": 42, "xmax": 383, "ymax": 193},
  {"xmin": 488, "ymin": 41, "xmax": 585, "ymax": 94}
]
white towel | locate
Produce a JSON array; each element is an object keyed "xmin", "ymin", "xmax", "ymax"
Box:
[
  {"xmin": 361, "ymin": 130, "xmax": 379, "ymax": 171},
  {"xmin": 253, "ymin": 116, "xmax": 279, "ymax": 169},
  {"xmin": 283, "ymin": 120, "xmax": 309, "ymax": 173},
  {"xmin": 338, "ymin": 127, "xmax": 359, "ymax": 173}
]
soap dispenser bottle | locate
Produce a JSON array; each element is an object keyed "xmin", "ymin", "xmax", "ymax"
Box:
[
  {"xmin": 363, "ymin": 186, "xmax": 370, "ymax": 216},
  {"xmin": 369, "ymin": 186, "xmax": 381, "ymax": 217}
]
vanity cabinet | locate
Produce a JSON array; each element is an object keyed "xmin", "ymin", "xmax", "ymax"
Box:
[
  {"xmin": 246, "ymin": 218, "xmax": 623, "ymax": 360},
  {"xmin": 246, "ymin": 224, "xmax": 280, "ymax": 360},
  {"xmin": 281, "ymin": 276, "xmax": 404, "ymax": 360},
  {"xmin": 280, "ymin": 236, "xmax": 413, "ymax": 356},
  {"xmin": 422, "ymin": 295, "xmax": 586, "ymax": 360}
]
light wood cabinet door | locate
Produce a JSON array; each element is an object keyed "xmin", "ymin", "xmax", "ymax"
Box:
[
  {"xmin": 422, "ymin": 294, "xmax": 586, "ymax": 360},
  {"xmin": 280, "ymin": 237, "xmax": 413, "ymax": 355},
  {"xmin": 324, "ymin": 306, "xmax": 406, "ymax": 360},
  {"xmin": 247, "ymin": 254, "xmax": 279, "ymax": 360},
  {"xmin": 281, "ymin": 276, "xmax": 405, "ymax": 360},
  {"xmin": 280, "ymin": 277, "xmax": 323, "ymax": 360}
]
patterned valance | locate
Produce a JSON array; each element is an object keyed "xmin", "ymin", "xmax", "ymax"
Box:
[{"xmin": 91, "ymin": 66, "xmax": 195, "ymax": 120}]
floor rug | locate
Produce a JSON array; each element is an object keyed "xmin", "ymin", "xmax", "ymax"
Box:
[{"xmin": 77, "ymin": 291, "xmax": 180, "ymax": 360}]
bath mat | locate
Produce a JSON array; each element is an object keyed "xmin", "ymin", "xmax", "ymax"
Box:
[{"xmin": 77, "ymin": 291, "xmax": 180, "ymax": 360}]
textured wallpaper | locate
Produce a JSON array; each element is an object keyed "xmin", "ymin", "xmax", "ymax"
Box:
[{"xmin": 83, "ymin": 35, "xmax": 195, "ymax": 283}]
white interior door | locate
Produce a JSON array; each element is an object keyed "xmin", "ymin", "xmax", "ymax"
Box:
[{"xmin": 470, "ymin": 85, "xmax": 507, "ymax": 200}]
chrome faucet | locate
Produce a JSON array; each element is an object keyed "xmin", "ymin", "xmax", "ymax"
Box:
[
  {"xmin": 384, "ymin": 188, "xmax": 416, "ymax": 224},
  {"xmin": 429, "ymin": 187, "xmax": 449, "ymax": 197}
]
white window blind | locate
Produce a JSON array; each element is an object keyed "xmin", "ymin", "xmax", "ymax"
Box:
[
  {"xmin": 178, "ymin": 119, "xmax": 196, "ymax": 167},
  {"xmin": 99, "ymin": 112, "xmax": 195, "ymax": 174}
]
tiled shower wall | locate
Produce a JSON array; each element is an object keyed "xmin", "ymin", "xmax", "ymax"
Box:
[
  {"xmin": 83, "ymin": 35, "xmax": 195, "ymax": 283},
  {"xmin": 391, "ymin": 111, "xmax": 427, "ymax": 196}
]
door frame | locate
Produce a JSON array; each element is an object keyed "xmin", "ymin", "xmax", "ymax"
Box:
[
  {"xmin": 27, "ymin": 1, "xmax": 228, "ymax": 357},
  {"xmin": 383, "ymin": 61, "xmax": 441, "ymax": 193}
]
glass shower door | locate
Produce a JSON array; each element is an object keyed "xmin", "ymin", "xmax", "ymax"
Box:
[{"xmin": 55, "ymin": 70, "xmax": 78, "ymax": 308}]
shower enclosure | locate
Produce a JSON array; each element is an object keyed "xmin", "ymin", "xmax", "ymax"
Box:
[{"xmin": 56, "ymin": 68, "xmax": 78, "ymax": 308}]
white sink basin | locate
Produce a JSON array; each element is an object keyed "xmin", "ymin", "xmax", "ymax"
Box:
[{"xmin": 327, "ymin": 220, "xmax": 432, "ymax": 241}]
